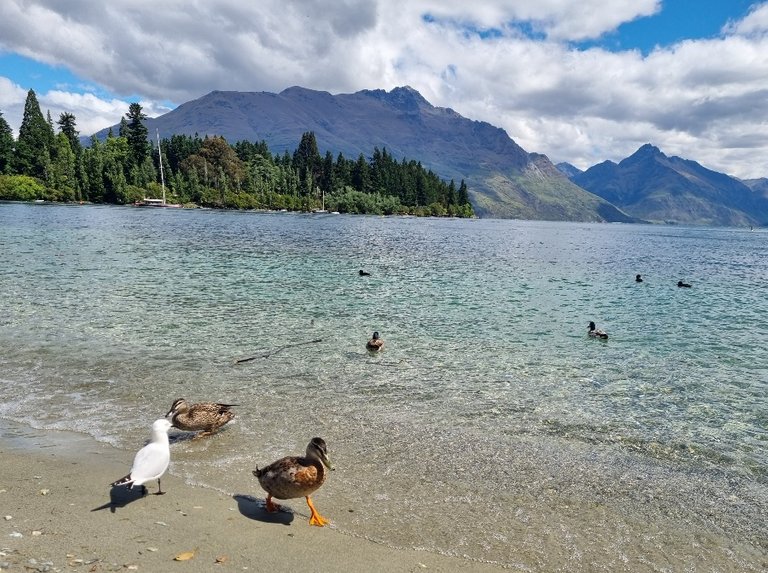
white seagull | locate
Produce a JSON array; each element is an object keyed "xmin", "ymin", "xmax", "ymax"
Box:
[{"xmin": 111, "ymin": 418, "xmax": 173, "ymax": 495}]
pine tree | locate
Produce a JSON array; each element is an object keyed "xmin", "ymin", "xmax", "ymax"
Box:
[
  {"xmin": 458, "ymin": 180, "xmax": 469, "ymax": 205},
  {"xmin": 351, "ymin": 153, "xmax": 370, "ymax": 193},
  {"xmin": 124, "ymin": 103, "xmax": 150, "ymax": 169},
  {"xmin": 13, "ymin": 89, "xmax": 55, "ymax": 178},
  {"xmin": 446, "ymin": 179, "xmax": 458, "ymax": 205},
  {"xmin": 56, "ymin": 112, "xmax": 81, "ymax": 155},
  {"xmin": 0, "ymin": 111, "xmax": 13, "ymax": 174},
  {"xmin": 318, "ymin": 150, "xmax": 334, "ymax": 194},
  {"xmin": 51, "ymin": 132, "xmax": 77, "ymax": 200},
  {"xmin": 293, "ymin": 131, "xmax": 322, "ymax": 188},
  {"xmin": 83, "ymin": 136, "xmax": 106, "ymax": 202}
]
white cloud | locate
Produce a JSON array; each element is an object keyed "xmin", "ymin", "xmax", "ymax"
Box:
[
  {"xmin": 724, "ymin": 3, "xmax": 768, "ymax": 37},
  {"xmin": 0, "ymin": 0, "xmax": 767, "ymax": 178}
]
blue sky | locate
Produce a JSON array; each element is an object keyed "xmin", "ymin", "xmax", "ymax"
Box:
[
  {"xmin": 580, "ymin": 0, "xmax": 756, "ymax": 52},
  {"xmin": 1, "ymin": 1, "xmax": 767, "ymax": 178},
  {"xmin": 1, "ymin": 54, "xmax": 89, "ymax": 97}
]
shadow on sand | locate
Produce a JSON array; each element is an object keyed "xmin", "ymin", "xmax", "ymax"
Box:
[
  {"xmin": 233, "ymin": 494, "xmax": 294, "ymax": 526},
  {"xmin": 91, "ymin": 485, "xmax": 153, "ymax": 513}
]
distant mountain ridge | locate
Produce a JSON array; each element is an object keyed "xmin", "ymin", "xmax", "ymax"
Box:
[
  {"xmin": 555, "ymin": 162, "xmax": 583, "ymax": 178},
  {"xmin": 92, "ymin": 87, "xmax": 766, "ymax": 225},
  {"xmin": 570, "ymin": 144, "xmax": 768, "ymax": 226},
  {"xmin": 94, "ymin": 86, "xmax": 635, "ymax": 222},
  {"xmin": 743, "ymin": 177, "xmax": 768, "ymax": 200}
]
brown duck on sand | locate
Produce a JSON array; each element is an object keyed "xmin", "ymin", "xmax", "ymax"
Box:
[{"xmin": 253, "ymin": 437, "xmax": 333, "ymax": 526}]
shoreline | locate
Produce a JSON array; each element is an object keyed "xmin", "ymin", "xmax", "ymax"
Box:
[{"xmin": 0, "ymin": 419, "xmax": 507, "ymax": 572}]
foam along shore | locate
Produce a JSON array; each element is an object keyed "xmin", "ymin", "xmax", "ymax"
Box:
[{"xmin": 0, "ymin": 420, "xmax": 506, "ymax": 573}]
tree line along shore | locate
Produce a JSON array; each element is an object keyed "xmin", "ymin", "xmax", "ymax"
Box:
[{"xmin": 0, "ymin": 90, "xmax": 474, "ymax": 217}]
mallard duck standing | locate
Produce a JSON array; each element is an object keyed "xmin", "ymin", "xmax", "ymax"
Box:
[
  {"xmin": 588, "ymin": 321, "xmax": 609, "ymax": 339},
  {"xmin": 111, "ymin": 418, "xmax": 172, "ymax": 495},
  {"xmin": 366, "ymin": 331, "xmax": 384, "ymax": 352},
  {"xmin": 252, "ymin": 437, "xmax": 333, "ymax": 526},
  {"xmin": 165, "ymin": 398, "xmax": 238, "ymax": 437}
]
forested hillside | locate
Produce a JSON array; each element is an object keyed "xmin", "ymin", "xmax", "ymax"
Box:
[{"xmin": 0, "ymin": 90, "xmax": 473, "ymax": 217}]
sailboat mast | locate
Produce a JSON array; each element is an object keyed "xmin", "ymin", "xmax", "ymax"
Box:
[{"xmin": 156, "ymin": 129, "xmax": 166, "ymax": 204}]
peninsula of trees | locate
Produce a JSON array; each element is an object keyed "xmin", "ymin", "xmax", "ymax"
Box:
[{"xmin": 0, "ymin": 90, "xmax": 473, "ymax": 217}]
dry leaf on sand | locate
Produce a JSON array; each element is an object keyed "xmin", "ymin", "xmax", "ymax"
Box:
[{"xmin": 173, "ymin": 549, "xmax": 197, "ymax": 561}]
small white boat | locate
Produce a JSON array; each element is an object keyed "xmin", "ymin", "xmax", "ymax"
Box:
[
  {"xmin": 135, "ymin": 198, "xmax": 181, "ymax": 208},
  {"xmin": 134, "ymin": 130, "xmax": 181, "ymax": 208},
  {"xmin": 311, "ymin": 186, "xmax": 328, "ymax": 213}
]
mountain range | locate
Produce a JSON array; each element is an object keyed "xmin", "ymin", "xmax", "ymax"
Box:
[
  {"xmin": 94, "ymin": 86, "xmax": 767, "ymax": 226},
  {"xmin": 566, "ymin": 144, "xmax": 768, "ymax": 226}
]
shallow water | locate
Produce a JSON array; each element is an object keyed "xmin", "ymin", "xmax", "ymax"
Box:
[{"xmin": 1, "ymin": 202, "xmax": 766, "ymax": 569}]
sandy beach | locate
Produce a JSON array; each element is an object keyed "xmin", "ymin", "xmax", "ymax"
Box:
[{"xmin": 0, "ymin": 422, "xmax": 507, "ymax": 573}]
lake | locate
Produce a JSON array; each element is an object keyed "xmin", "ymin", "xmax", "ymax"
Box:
[{"xmin": 1, "ymin": 202, "xmax": 766, "ymax": 570}]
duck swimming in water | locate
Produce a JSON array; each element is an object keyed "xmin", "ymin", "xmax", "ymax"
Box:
[
  {"xmin": 635, "ymin": 274, "xmax": 643, "ymax": 282},
  {"xmin": 366, "ymin": 331, "xmax": 384, "ymax": 351},
  {"xmin": 677, "ymin": 280, "xmax": 691, "ymax": 288},
  {"xmin": 359, "ymin": 269, "xmax": 371, "ymax": 276},
  {"xmin": 252, "ymin": 437, "xmax": 333, "ymax": 526},
  {"xmin": 165, "ymin": 398, "xmax": 238, "ymax": 437},
  {"xmin": 588, "ymin": 321, "xmax": 609, "ymax": 339}
]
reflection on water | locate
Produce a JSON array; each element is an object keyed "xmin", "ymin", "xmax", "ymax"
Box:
[{"xmin": 1, "ymin": 203, "xmax": 766, "ymax": 569}]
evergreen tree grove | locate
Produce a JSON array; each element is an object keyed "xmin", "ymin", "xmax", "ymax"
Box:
[{"xmin": 0, "ymin": 103, "xmax": 474, "ymax": 217}]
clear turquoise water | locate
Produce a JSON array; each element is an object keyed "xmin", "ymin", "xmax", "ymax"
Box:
[{"xmin": 1, "ymin": 202, "xmax": 766, "ymax": 569}]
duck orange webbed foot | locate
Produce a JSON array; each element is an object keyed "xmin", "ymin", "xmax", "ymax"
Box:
[
  {"xmin": 308, "ymin": 513, "xmax": 329, "ymax": 527},
  {"xmin": 306, "ymin": 496, "xmax": 329, "ymax": 527}
]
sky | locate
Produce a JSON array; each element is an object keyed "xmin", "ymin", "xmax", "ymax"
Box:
[{"xmin": 0, "ymin": 0, "xmax": 767, "ymax": 179}]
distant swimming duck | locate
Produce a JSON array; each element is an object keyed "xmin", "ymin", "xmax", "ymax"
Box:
[
  {"xmin": 252, "ymin": 437, "xmax": 333, "ymax": 526},
  {"xmin": 359, "ymin": 269, "xmax": 371, "ymax": 276},
  {"xmin": 635, "ymin": 274, "xmax": 643, "ymax": 282},
  {"xmin": 165, "ymin": 398, "xmax": 238, "ymax": 437},
  {"xmin": 111, "ymin": 418, "xmax": 172, "ymax": 495},
  {"xmin": 677, "ymin": 280, "xmax": 691, "ymax": 288},
  {"xmin": 588, "ymin": 321, "xmax": 609, "ymax": 339},
  {"xmin": 366, "ymin": 331, "xmax": 384, "ymax": 351}
]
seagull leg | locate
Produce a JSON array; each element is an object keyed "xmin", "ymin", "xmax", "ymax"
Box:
[
  {"xmin": 155, "ymin": 478, "xmax": 166, "ymax": 495},
  {"xmin": 306, "ymin": 496, "xmax": 328, "ymax": 526}
]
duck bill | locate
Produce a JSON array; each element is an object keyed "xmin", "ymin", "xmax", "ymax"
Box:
[{"xmin": 322, "ymin": 455, "xmax": 334, "ymax": 471}]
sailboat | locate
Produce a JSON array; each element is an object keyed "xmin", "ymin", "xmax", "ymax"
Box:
[
  {"xmin": 312, "ymin": 186, "xmax": 328, "ymax": 214},
  {"xmin": 135, "ymin": 130, "xmax": 182, "ymax": 208}
]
